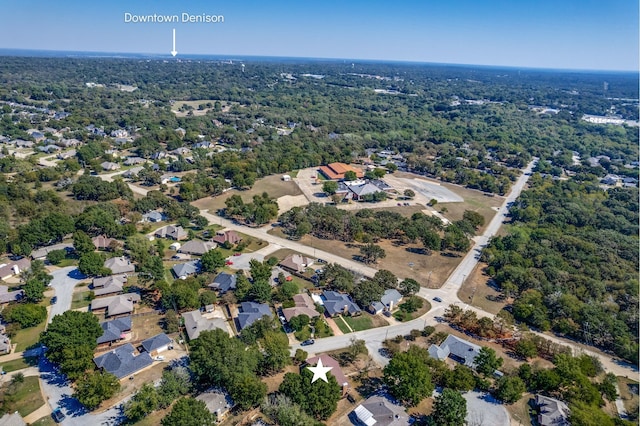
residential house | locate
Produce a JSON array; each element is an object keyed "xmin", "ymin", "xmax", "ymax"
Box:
[
  {"xmin": 104, "ymin": 257, "xmax": 135, "ymax": 275},
  {"xmin": 535, "ymin": 394, "xmax": 570, "ymax": 426},
  {"xmin": 318, "ymin": 162, "xmax": 364, "ymax": 180},
  {"xmin": 93, "ymin": 235, "xmax": 116, "ymax": 250},
  {"xmin": 31, "ymin": 243, "xmax": 73, "ymax": 260},
  {"xmin": 178, "ymin": 240, "xmax": 217, "ymax": 256},
  {"xmin": 428, "ymin": 334, "xmax": 481, "ymax": 368},
  {"xmin": 0, "ymin": 258, "xmax": 31, "ymax": 281},
  {"xmin": 279, "ymin": 254, "xmax": 314, "ymax": 274},
  {"xmin": 90, "ymin": 294, "xmax": 140, "ymax": 318},
  {"xmin": 172, "ymin": 260, "xmax": 200, "ymax": 279},
  {"xmin": 123, "ymin": 156, "xmax": 145, "ymax": 166},
  {"xmin": 321, "ymin": 290, "xmax": 361, "ymax": 317},
  {"xmin": 100, "ymin": 161, "xmax": 121, "ymax": 171},
  {"xmin": 237, "ymin": 302, "xmax": 273, "ymax": 330},
  {"xmin": 304, "ymin": 354, "xmax": 349, "ymax": 395},
  {"xmin": 123, "ymin": 166, "xmax": 144, "ymax": 179},
  {"xmin": 93, "ymin": 343, "xmax": 153, "ymax": 379},
  {"xmin": 377, "ymin": 289, "xmax": 403, "ymax": 312},
  {"xmin": 97, "ymin": 316, "xmax": 132, "ymax": 346},
  {"xmin": 352, "ymin": 395, "xmax": 410, "ymax": 426},
  {"xmin": 57, "ymin": 149, "xmax": 76, "ymax": 160},
  {"xmin": 212, "ymin": 230, "xmax": 241, "ymax": 246},
  {"xmin": 15, "ymin": 140, "xmax": 34, "ymax": 148},
  {"xmin": 92, "ymin": 275, "xmax": 127, "ymax": 297},
  {"xmin": 0, "ymin": 286, "xmax": 23, "ymax": 304},
  {"xmin": 196, "ymin": 390, "xmax": 234, "ymax": 421},
  {"xmin": 181, "ymin": 310, "xmax": 231, "ymax": 340},
  {"xmin": 209, "ymin": 272, "xmax": 237, "ymax": 294},
  {"xmin": 142, "ymin": 211, "xmax": 165, "ymax": 223},
  {"xmin": 155, "ymin": 225, "xmax": 188, "ymax": 241},
  {"xmin": 140, "ymin": 333, "xmax": 172, "ymax": 356},
  {"xmin": 282, "ymin": 293, "xmax": 320, "ymax": 322}
]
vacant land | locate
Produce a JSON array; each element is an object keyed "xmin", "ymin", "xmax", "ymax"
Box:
[
  {"xmin": 31, "ymin": 416, "xmax": 57, "ymax": 426},
  {"xmin": 618, "ymin": 376, "xmax": 640, "ymax": 419},
  {"xmin": 506, "ymin": 394, "xmax": 534, "ymax": 426},
  {"xmin": 14, "ymin": 321, "xmax": 46, "ymax": 352},
  {"xmin": 192, "ymin": 174, "xmax": 303, "ymax": 213},
  {"xmin": 0, "ymin": 376, "xmax": 45, "ymax": 417},
  {"xmin": 170, "ymin": 100, "xmax": 237, "ymax": 117},
  {"xmin": 71, "ymin": 289, "xmax": 92, "ymax": 310},
  {"xmin": 457, "ymin": 262, "xmax": 506, "ymax": 315},
  {"xmin": 132, "ymin": 314, "xmax": 165, "ymax": 342}
]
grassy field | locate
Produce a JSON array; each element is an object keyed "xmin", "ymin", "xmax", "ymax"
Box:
[
  {"xmin": 457, "ymin": 262, "xmax": 506, "ymax": 315},
  {"xmin": 343, "ymin": 315, "xmax": 375, "ymax": 332},
  {"xmin": 506, "ymin": 393, "xmax": 534, "ymax": 426},
  {"xmin": 14, "ymin": 321, "xmax": 46, "ymax": 352},
  {"xmin": 0, "ymin": 357, "xmax": 37, "ymax": 373},
  {"xmin": 0, "ymin": 376, "xmax": 45, "ymax": 417},
  {"xmin": 71, "ymin": 290, "xmax": 92, "ymax": 310},
  {"xmin": 191, "ymin": 174, "xmax": 303, "ymax": 213},
  {"xmin": 31, "ymin": 416, "xmax": 57, "ymax": 426},
  {"xmin": 132, "ymin": 314, "xmax": 165, "ymax": 342},
  {"xmin": 335, "ymin": 316, "xmax": 352, "ymax": 334}
]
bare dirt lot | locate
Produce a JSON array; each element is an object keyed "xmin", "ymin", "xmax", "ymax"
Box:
[
  {"xmin": 457, "ymin": 262, "xmax": 507, "ymax": 315},
  {"xmin": 192, "ymin": 174, "xmax": 303, "ymax": 213}
]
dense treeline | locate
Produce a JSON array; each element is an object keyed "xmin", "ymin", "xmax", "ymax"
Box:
[{"xmin": 482, "ymin": 180, "xmax": 639, "ymax": 362}]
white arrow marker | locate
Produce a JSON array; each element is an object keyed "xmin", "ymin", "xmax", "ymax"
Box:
[{"xmin": 171, "ymin": 28, "xmax": 177, "ymax": 57}]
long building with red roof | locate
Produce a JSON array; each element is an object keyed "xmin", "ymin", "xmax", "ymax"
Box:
[{"xmin": 318, "ymin": 162, "xmax": 364, "ymax": 181}]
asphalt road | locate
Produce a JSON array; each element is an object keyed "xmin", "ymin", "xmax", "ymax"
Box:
[{"xmin": 48, "ymin": 267, "xmax": 86, "ymax": 324}]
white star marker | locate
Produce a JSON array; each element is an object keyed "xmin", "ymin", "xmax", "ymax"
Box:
[{"xmin": 307, "ymin": 358, "xmax": 333, "ymax": 383}]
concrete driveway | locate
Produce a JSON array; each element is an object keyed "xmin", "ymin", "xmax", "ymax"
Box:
[
  {"xmin": 48, "ymin": 267, "xmax": 86, "ymax": 323},
  {"xmin": 463, "ymin": 391, "xmax": 509, "ymax": 426}
]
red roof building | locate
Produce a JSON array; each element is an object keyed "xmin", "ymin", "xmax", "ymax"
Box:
[{"xmin": 318, "ymin": 163, "xmax": 364, "ymax": 181}]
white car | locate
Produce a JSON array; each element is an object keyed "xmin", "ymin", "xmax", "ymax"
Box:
[{"xmin": 154, "ymin": 356, "xmax": 165, "ymax": 361}]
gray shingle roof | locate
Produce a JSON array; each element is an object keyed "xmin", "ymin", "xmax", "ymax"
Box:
[
  {"xmin": 181, "ymin": 310, "xmax": 229, "ymax": 340},
  {"xmin": 321, "ymin": 291, "xmax": 361, "ymax": 316},
  {"xmin": 439, "ymin": 334, "xmax": 481, "ymax": 367},
  {"xmin": 237, "ymin": 302, "xmax": 272, "ymax": 330},
  {"xmin": 140, "ymin": 333, "xmax": 171, "ymax": 353},
  {"xmin": 97, "ymin": 317, "xmax": 132, "ymax": 345},
  {"xmin": 380, "ymin": 289, "xmax": 402, "ymax": 308},
  {"xmin": 93, "ymin": 343, "xmax": 153, "ymax": 379},
  {"xmin": 354, "ymin": 396, "xmax": 410, "ymax": 426},
  {"xmin": 178, "ymin": 240, "xmax": 216, "ymax": 255},
  {"xmin": 104, "ymin": 257, "xmax": 135, "ymax": 274},
  {"xmin": 172, "ymin": 260, "xmax": 200, "ymax": 278},
  {"xmin": 209, "ymin": 273, "xmax": 237, "ymax": 293}
]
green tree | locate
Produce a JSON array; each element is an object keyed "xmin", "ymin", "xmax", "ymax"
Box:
[
  {"xmin": 445, "ymin": 364, "xmax": 476, "ymax": 392},
  {"xmin": 359, "ymin": 243, "xmax": 386, "ymax": 263},
  {"xmin": 279, "ymin": 368, "xmax": 341, "ymax": 420},
  {"xmin": 194, "ymin": 215, "xmax": 209, "ymax": 229},
  {"xmin": 228, "ymin": 372, "xmax": 268, "ymax": 410},
  {"xmin": 322, "ymin": 180, "xmax": 339, "ymax": 195},
  {"xmin": 74, "ymin": 371, "xmax": 120, "ymax": 410},
  {"xmin": 46, "ymin": 249, "xmax": 66, "ymax": 265},
  {"xmin": 249, "ymin": 259, "xmax": 272, "ymax": 283},
  {"xmin": 399, "ymin": 278, "xmax": 420, "ymax": 296},
  {"xmin": 249, "ymin": 279, "xmax": 273, "ymax": 304},
  {"xmin": 161, "ymin": 397, "xmax": 216, "ymax": 426},
  {"xmin": 262, "ymin": 394, "xmax": 322, "ymax": 426},
  {"xmin": 383, "ymin": 346, "xmax": 434, "ymax": 406},
  {"xmin": 201, "ymin": 249, "xmax": 225, "ymax": 272},
  {"xmin": 403, "ymin": 189, "xmax": 415, "ymax": 198},
  {"xmin": 432, "ymin": 388, "xmax": 467, "ymax": 426},
  {"xmin": 343, "ymin": 171, "xmax": 357, "ymax": 181},
  {"xmin": 73, "ymin": 230, "xmax": 96, "ymax": 255},
  {"xmin": 40, "ymin": 311, "xmax": 102, "ymax": 367},
  {"xmin": 289, "ymin": 314, "xmax": 310, "ymax": 332},
  {"xmin": 463, "ymin": 210, "xmax": 485, "ymax": 229},
  {"xmin": 260, "ymin": 330, "xmax": 291, "ymax": 374},
  {"xmin": 157, "ymin": 367, "xmax": 191, "ymax": 408},
  {"xmin": 78, "ymin": 252, "xmax": 109, "ymax": 276},
  {"xmin": 59, "ymin": 345, "xmax": 96, "ymax": 379},
  {"xmin": 3, "ymin": 303, "xmax": 46, "ymax": 328},
  {"xmin": 22, "ymin": 279, "xmax": 46, "ymax": 303},
  {"xmin": 494, "ymin": 375, "xmax": 526, "ymax": 404},
  {"xmin": 474, "ymin": 347, "xmax": 503, "ymax": 376},
  {"xmin": 124, "ymin": 384, "xmax": 159, "ymax": 422}
]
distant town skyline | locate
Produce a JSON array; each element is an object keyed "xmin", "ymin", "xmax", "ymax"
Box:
[{"xmin": 2, "ymin": 0, "xmax": 638, "ymax": 71}]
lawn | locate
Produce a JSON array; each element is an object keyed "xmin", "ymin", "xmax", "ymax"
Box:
[
  {"xmin": 505, "ymin": 393, "xmax": 534, "ymax": 426},
  {"xmin": 0, "ymin": 376, "xmax": 45, "ymax": 417},
  {"xmin": 14, "ymin": 321, "xmax": 46, "ymax": 352},
  {"xmin": 458, "ymin": 262, "xmax": 506, "ymax": 315},
  {"xmin": 335, "ymin": 316, "xmax": 352, "ymax": 334},
  {"xmin": 132, "ymin": 314, "xmax": 165, "ymax": 342},
  {"xmin": 0, "ymin": 356, "xmax": 37, "ymax": 373},
  {"xmin": 30, "ymin": 416, "xmax": 57, "ymax": 426},
  {"xmin": 343, "ymin": 315, "xmax": 374, "ymax": 332},
  {"xmin": 71, "ymin": 290, "xmax": 92, "ymax": 310},
  {"xmin": 393, "ymin": 296, "xmax": 431, "ymax": 322}
]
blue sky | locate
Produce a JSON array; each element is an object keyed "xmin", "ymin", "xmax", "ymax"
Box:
[{"xmin": 2, "ymin": 0, "xmax": 638, "ymax": 70}]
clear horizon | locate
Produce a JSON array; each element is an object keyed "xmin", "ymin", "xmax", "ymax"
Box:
[{"xmin": 1, "ymin": 0, "xmax": 638, "ymax": 72}]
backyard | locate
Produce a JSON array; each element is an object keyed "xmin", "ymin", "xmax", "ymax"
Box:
[{"xmin": 0, "ymin": 375, "xmax": 45, "ymax": 417}]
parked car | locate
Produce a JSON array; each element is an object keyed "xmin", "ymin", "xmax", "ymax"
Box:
[
  {"xmin": 225, "ymin": 260, "xmax": 233, "ymax": 265},
  {"xmin": 50, "ymin": 296, "xmax": 57, "ymax": 304},
  {"xmin": 300, "ymin": 339, "xmax": 315, "ymax": 346},
  {"xmin": 433, "ymin": 297, "xmax": 443, "ymax": 303},
  {"xmin": 52, "ymin": 408, "xmax": 66, "ymax": 423},
  {"xmin": 233, "ymin": 252, "xmax": 242, "ymax": 256},
  {"xmin": 154, "ymin": 356, "xmax": 165, "ymax": 361}
]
